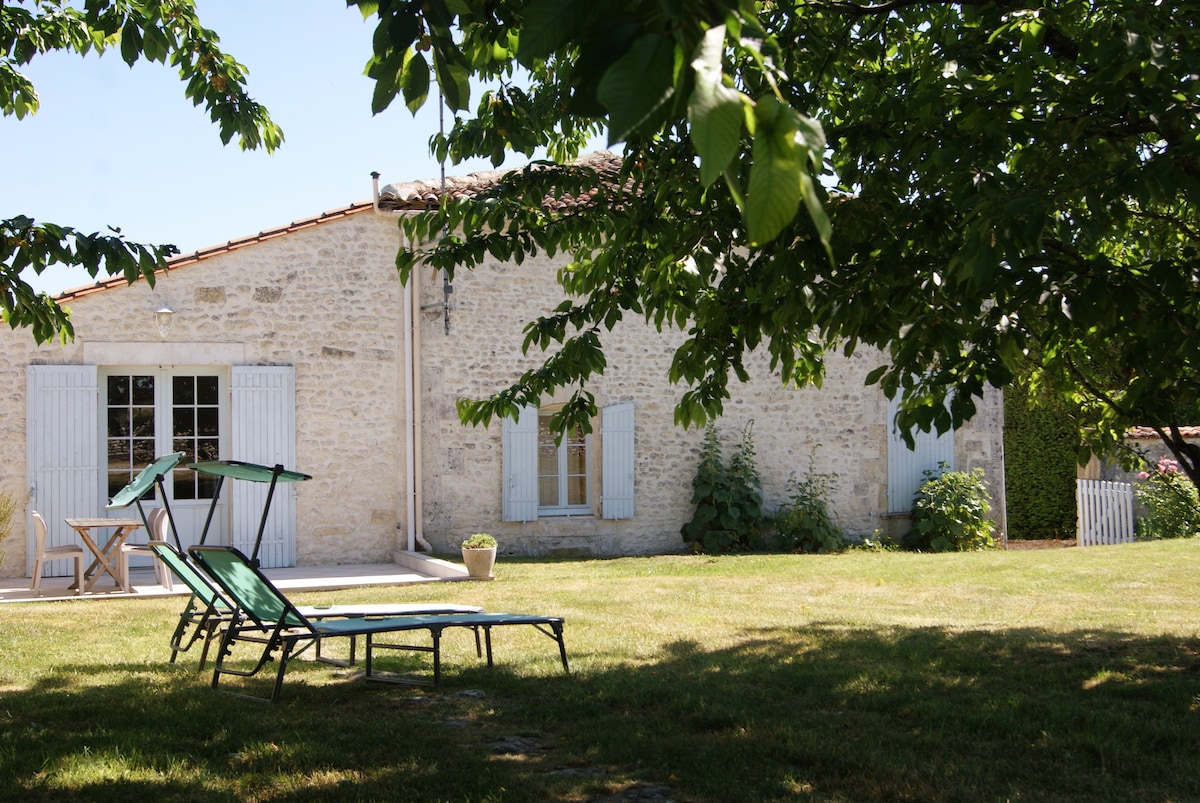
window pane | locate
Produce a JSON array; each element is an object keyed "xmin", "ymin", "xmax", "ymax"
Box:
[
  {"xmin": 198, "ymin": 473, "xmax": 218, "ymax": 499},
  {"xmin": 538, "ymin": 444, "xmax": 557, "ymax": 474},
  {"xmin": 197, "ymin": 376, "xmax": 219, "ymax": 405},
  {"xmin": 131, "ymin": 439, "xmax": 156, "ymax": 466},
  {"xmin": 566, "ymin": 444, "xmax": 586, "ymax": 474},
  {"xmin": 108, "ymin": 408, "xmax": 129, "ymax": 437},
  {"xmin": 173, "ymin": 407, "xmax": 195, "ymax": 437},
  {"xmin": 196, "ymin": 407, "xmax": 219, "ymax": 436},
  {"xmin": 536, "ymin": 409, "xmax": 589, "ymax": 511},
  {"xmin": 538, "ymin": 476, "xmax": 558, "ymax": 507},
  {"xmin": 107, "ymin": 440, "xmax": 129, "ymax": 468},
  {"xmin": 196, "ymin": 438, "xmax": 220, "ymax": 463},
  {"xmin": 173, "ymin": 471, "xmax": 196, "ymax": 500},
  {"xmin": 173, "ymin": 375, "xmax": 195, "ymax": 405},
  {"xmin": 567, "ymin": 475, "xmax": 587, "ymax": 506},
  {"xmin": 108, "ymin": 375, "xmax": 129, "ymax": 404},
  {"xmin": 131, "ymin": 375, "xmax": 155, "ymax": 405},
  {"xmin": 131, "ymin": 407, "xmax": 155, "ymax": 437},
  {"xmin": 106, "ymin": 374, "xmax": 155, "ymax": 498}
]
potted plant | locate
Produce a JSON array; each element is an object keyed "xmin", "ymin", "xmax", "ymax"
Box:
[{"xmin": 460, "ymin": 532, "xmax": 497, "ymax": 580}]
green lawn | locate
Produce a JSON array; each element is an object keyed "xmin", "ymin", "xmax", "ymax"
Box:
[{"xmin": 3, "ymin": 540, "xmax": 1200, "ymax": 802}]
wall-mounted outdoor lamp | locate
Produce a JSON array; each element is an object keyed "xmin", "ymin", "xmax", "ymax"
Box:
[{"xmin": 155, "ymin": 306, "xmax": 175, "ymax": 338}]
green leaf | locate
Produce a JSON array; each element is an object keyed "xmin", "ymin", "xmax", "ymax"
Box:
[
  {"xmin": 516, "ymin": 0, "xmax": 581, "ymax": 61},
  {"xmin": 598, "ymin": 33, "xmax": 676, "ymax": 144},
  {"xmin": 400, "ymin": 50, "xmax": 430, "ymax": 114},
  {"xmin": 119, "ymin": 20, "xmax": 142, "ymax": 66},
  {"xmin": 433, "ymin": 53, "xmax": 470, "ymax": 112},
  {"xmin": 689, "ymin": 25, "xmax": 744, "ymax": 187},
  {"xmin": 746, "ymin": 97, "xmax": 802, "ymax": 246},
  {"xmin": 141, "ymin": 24, "xmax": 171, "ymax": 64},
  {"xmin": 369, "ymin": 50, "xmax": 404, "ymax": 114}
]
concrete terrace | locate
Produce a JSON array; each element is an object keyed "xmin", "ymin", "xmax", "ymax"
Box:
[{"xmin": 0, "ymin": 552, "xmax": 470, "ymax": 604}]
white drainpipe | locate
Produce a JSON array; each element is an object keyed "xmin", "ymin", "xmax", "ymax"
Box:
[{"xmin": 372, "ymin": 173, "xmax": 432, "ymax": 553}]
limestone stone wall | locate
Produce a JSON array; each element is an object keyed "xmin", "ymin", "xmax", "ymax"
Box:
[
  {"xmin": 0, "ymin": 213, "xmax": 408, "ymax": 576},
  {"xmin": 410, "ymin": 224, "xmax": 1007, "ymax": 555},
  {"xmin": 0, "ymin": 206, "xmax": 1006, "ymax": 577}
]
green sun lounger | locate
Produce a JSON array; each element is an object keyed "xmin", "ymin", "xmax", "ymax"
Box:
[
  {"xmin": 189, "ymin": 545, "xmax": 570, "ymax": 702},
  {"xmin": 148, "ymin": 541, "xmax": 486, "ymax": 670},
  {"xmin": 148, "ymin": 540, "xmax": 234, "ymax": 669}
]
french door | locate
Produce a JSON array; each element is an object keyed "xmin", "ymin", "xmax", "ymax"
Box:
[{"xmin": 101, "ymin": 368, "xmax": 229, "ymax": 552}]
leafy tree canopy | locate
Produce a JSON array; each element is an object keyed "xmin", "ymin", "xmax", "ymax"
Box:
[
  {"xmin": 6, "ymin": 1, "xmax": 1199, "ymax": 490},
  {"xmin": 1, "ymin": 0, "xmax": 281, "ymax": 342},
  {"xmin": 358, "ymin": 0, "xmax": 1200, "ymax": 485}
]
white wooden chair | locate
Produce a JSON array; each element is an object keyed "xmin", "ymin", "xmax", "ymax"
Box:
[
  {"xmin": 30, "ymin": 510, "xmax": 84, "ymax": 596},
  {"xmin": 120, "ymin": 507, "xmax": 173, "ymax": 591}
]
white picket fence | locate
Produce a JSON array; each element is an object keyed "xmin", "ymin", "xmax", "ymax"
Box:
[{"xmin": 1076, "ymin": 479, "xmax": 1135, "ymax": 546}]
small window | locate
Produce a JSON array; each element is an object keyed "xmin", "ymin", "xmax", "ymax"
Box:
[{"xmin": 537, "ymin": 410, "xmax": 590, "ymax": 515}]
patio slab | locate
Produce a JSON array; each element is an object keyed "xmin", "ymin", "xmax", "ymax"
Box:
[{"xmin": 0, "ymin": 551, "xmax": 470, "ymax": 604}]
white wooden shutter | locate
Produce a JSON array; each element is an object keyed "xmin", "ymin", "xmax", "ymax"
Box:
[
  {"xmin": 502, "ymin": 405, "xmax": 538, "ymax": 522},
  {"xmin": 26, "ymin": 365, "xmax": 100, "ymax": 576},
  {"xmin": 230, "ymin": 366, "xmax": 297, "ymax": 567},
  {"xmin": 886, "ymin": 393, "xmax": 955, "ymax": 513},
  {"xmin": 601, "ymin": 402, "xmax": 635, "ymax": 519}
]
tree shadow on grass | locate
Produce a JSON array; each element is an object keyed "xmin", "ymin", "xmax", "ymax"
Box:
[{"xmin": 2, "ymin": 625, "xmax": 1199, "ymax": 802}]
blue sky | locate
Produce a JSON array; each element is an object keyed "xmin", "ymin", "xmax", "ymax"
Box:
[{"xmin": 4, "ymin": 1, "xmax": 556, "ymax": 296}]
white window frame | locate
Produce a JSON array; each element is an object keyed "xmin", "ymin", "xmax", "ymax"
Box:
[
  {"xmin": 99, "ymin": 366, "xmax": 229, "ymax": 506},
  {"xmin": 537, "ymin": 407, "xmax": 591, "ymax": 516}
]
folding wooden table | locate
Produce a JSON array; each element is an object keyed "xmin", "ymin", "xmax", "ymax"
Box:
[{"xmin": 63, "ymin": 517, "xmax": 142, "ymax": 592}]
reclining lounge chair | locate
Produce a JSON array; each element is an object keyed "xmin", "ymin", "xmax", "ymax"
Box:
[
  {"xmin": 148, "ymin": 541, "xmax": 486, "ymax": 669},
  {"xmin": 188, "ymin": 545, "xmax": 569, "ymax": 702},
  {"xmin": 148, "ymin": 540, "xmax": 235, "ymax": 669}
]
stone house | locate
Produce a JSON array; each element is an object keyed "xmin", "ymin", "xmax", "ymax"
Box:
[{"xmin": 0, "ymin": 155, "xmax": 1007, "ymax": 578}]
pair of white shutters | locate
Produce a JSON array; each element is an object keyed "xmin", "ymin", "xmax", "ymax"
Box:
[
  {"xmin": 501, "ymin": 402, "xmax": 635, "ymax": 522},
  {"xmin": 26, "ymin": 364, "xmax": 298, "ymax": 572}
]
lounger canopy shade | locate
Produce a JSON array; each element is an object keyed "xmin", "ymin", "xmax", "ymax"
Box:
[
  {"xmin": 189, "ymin": 461, "xmax": 312, "ymax": 484},
  {"xmin": 105, "ymin": 451, "xmax": 187, "ymax": 549},
  {"xmin": 188, "ymin": 460, "xmax": 312, "ymax": 563}
]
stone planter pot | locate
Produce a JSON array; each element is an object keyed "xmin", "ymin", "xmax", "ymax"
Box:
[{"xmin": 461, "ymin": 546, "xmax": 497, "ymax": 580}]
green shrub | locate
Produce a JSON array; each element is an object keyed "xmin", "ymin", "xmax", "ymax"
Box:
[
  {"xmin": 1003, "ymin": 380, "xmax": 1080, "ymax": 539},
  {"xmin": 850, "ymin": 532, "xmax": 900, "ymax": 551},
  {"xmin": 681, "ymin": 422, "xmax": 764, "ymax": 553},
  {"xmin": 1135, "ymin": 456, "xmax": 1200, "ymax": 540},
  {"xmin": 0, "ymin": 490, "xmax": 14, "ymax": 568},
  {"xmin": 770, "ymin": 454, "xmax": 845, "ymax": 553},
  {"xmin": 904, "ymin": 464, "xmax": 995, "ymax": 552}
]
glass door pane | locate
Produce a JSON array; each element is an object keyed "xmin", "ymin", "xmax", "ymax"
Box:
[{"xmin": 105, "ymin": 374, "xmax": 156, "ymax": 500}]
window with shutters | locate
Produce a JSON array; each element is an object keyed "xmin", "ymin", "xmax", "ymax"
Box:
[{"xmin": 503, "ymin": 402, "xmax": 634, "ymax": 522}]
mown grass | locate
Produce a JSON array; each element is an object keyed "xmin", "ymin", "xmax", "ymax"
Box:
[{"xmin": 2, "ymin": 540, "xmax": 1200, "ymax": 801}]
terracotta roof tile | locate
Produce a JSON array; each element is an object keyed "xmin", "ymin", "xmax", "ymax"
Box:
[
  {"xmin": 52, "ymin": 151, "xmax": 622, "ymax": 302},
  {"xmin": 1127, "ymin": 426, "xmax": 1200, "ymax": 439},
  {"xmin": 55, "ymin": 201, "xmax": 377, "ymax": 302},
  {"xmin": 376, "ymin": 150, "xmax": 623, "ymax": 211}
]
